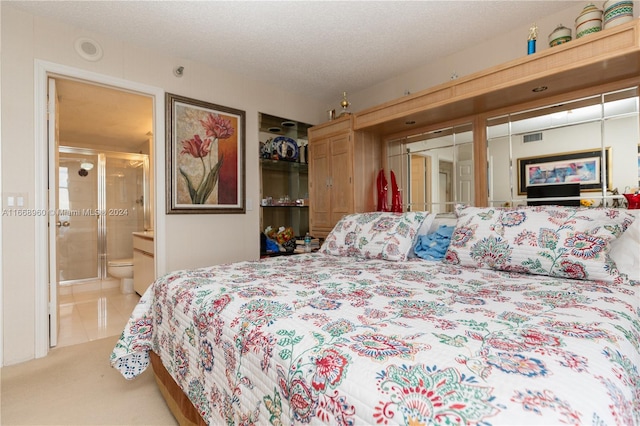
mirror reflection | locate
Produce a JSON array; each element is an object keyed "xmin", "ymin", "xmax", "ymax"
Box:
[
  {"xmin": 387, "ymin": 123, "xmax": 474, "ymax": 213},
  {"xmin": 487, "ymin": 86, "xmax": 639, "ymax": 208}
]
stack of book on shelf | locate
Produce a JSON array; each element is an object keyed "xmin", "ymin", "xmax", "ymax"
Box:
[{"xmin": 294, "ymin": 236, "xmax": 321, "ymax": 253}]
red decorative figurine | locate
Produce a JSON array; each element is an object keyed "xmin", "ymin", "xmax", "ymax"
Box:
[
  {"xmin": 376, "ymin": 169, "xmax": 389, "ymax": 212},
  {"xmin": 390, "ymin": 171, "xmax": 402, "ymax": 212}
]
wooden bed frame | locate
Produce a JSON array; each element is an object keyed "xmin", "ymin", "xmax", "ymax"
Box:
[{"xmin": 149, "ymin": 351, "xmax": 206, "ymax": 426}]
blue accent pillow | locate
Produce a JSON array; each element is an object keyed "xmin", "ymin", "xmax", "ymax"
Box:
[{"xmin": 414, "ymin": 225, "xmax": 455, "ymax": 261}]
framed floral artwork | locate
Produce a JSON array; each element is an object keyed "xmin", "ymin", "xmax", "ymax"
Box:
[{"xmin": 166, "ymin": 93, "xmax": 245, "ymax": 214}]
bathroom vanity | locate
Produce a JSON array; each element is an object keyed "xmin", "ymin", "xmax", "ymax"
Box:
[{"xmin": 132, "ymin": 231, "xmax": 154, "ymax": 296}]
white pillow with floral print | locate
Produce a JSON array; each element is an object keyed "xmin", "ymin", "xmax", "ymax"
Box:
[
  {"xmin": 320, "ymin": 211, "xmax": 428, "ymax": 261},
  {"xmin": 444, "ymin": 204, "xmax": 636, "ymax": 283},
  {"xmin": 609, "ymin": 210, "xmax": 640, "ymax": 282}
]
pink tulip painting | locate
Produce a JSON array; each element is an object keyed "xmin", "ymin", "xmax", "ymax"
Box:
[
  {"xmin": 178, "ymin": 112, "xmax": 235, "ymax": 205},
  {"xmin": 167, "ymin": 93, "xmax": 245, "ymax": 214}
]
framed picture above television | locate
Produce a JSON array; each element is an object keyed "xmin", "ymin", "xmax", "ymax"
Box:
[{"xmin": 517, "ymin": 147, "xmax": 612, "ymax": 195}]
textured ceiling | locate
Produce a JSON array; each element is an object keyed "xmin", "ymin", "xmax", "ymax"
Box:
[
  {"xmin": 9, "ymin": 0, "xmax": 578, "ymax": 104},
  {"xmin": 9, "ymin": 0, "xmax": 580, "ymax": 151}
]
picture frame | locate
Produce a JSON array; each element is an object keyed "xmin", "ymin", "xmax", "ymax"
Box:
[
  {"xmin": 166, "ymin": 93, "xmax": 245, "ymax": 214},
  {"xmin": 517, "ymin": 147, "xmax": 611, "ymax": 195}
]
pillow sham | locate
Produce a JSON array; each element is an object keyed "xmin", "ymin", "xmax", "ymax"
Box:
[
  {"xmin": 444, "ymin": 204, "xmax": 636, "ymax": 283},
  {"xmin": 609, "ymin": 210, "xmax": 640, "ymax": 282},
  {"xmin": 320, "ymin": 211, "xmax": 428, "ymax": 261}
]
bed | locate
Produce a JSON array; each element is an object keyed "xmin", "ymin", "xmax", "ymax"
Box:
[{"xmin": 111, "ymin": 206, "xmax": 640, "ymax": 425}]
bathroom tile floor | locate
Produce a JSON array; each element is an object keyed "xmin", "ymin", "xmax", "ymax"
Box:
[{"xmin": 56, "ymin": 279, "xmax": 140, "ymax": 348}]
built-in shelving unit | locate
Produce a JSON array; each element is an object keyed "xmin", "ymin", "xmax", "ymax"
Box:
[{"xmin": 259, "ymin": 113, "xmax": 312, "ymax": 239}]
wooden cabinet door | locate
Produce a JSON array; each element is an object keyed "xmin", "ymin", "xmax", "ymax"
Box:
[
  {"xmin": 309, "ymin": 137, "xmax": 332, "ymax": 232},
  {"xmin": 329, "ymin": 133, "xmax": 353, "ymax": 225}
]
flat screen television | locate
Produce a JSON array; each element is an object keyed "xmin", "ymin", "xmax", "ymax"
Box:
[{"xmin": 527, "ymin": 183, "xmax": 581, "ymax": 206}]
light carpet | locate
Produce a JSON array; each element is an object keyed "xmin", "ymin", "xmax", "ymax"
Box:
[{"xmin": 1, "ymin": 336, "xmax": 177, "ymax": 425}]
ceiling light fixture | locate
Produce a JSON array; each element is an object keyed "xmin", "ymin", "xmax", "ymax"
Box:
[
  {"xmin": 80, "ymin": 162, "xmax": 94, "ymax": 171},
  {"xmin": 532, "ymin": 85, "xmax": 548, "ymax": 92},
  {"xmin": 174, "ymin": 66, "xmax": 185, "ymax": 77},
  {"xmin": 74, "ymin": 37, "xmax": 103, "ymax": 62}
]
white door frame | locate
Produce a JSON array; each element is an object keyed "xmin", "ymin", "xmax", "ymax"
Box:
[
  {"xmin": 34, "ymin": 60, "xmax": 166, "ymax": 357},
  {"xmin": 48, "ymin": 78, "xmax": 60, "ymax": 347}
]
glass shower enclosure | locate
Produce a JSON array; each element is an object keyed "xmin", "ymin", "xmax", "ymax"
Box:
[{"xmin": 57, "ymin": 147, "xmax": 150, "ymax": 284}]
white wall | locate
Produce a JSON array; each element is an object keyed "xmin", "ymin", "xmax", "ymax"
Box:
[{"xmin": 0, "ymin": 5, "xmax": 326, "ymax": 365}]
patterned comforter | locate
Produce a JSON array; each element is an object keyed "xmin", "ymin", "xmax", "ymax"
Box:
[{"xmin": 111, "ymin": 253, "xmax": 640, "ymax": 425}]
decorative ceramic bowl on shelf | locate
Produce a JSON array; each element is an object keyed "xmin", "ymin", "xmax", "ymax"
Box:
[
  {"xmin": 603, "ymin": 0, "xmax": 634, "ymax": 29},
  {"xmin": 549, "ymin": 24, "xmax": 572, "ymax": 47},
  {"xmin": 575, "ymin": 3, "xmax": 603, "ymax": 38}
]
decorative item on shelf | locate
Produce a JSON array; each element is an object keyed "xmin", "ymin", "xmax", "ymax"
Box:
[
  {"xmin": 603, "ymin": 0, "xmax": 634, "ymax": 29},
  {"xmin": 275, "ymin": 195, "xmax": 295, "ymax": 206},
  {"xmin": 390, "ymin": 170, "xmax": 402, "ymax": 212},
  {"xmin": 376, "ymin": 169, "xmax": 389, "ymax": 212},
  {"xmin": 610, "ymin": 188, "xmax": 622, "ymax": 208},
  {"xmin": 623, "ymin": 186, "xmax": 640, "ymax": 209},
  {"xmin": 549, "ymin": 24, "xmax": 572, "ymax": 47},
  {"xmin": 327, "ymin": 109, "xmax": 336, "ymax": 121},
  {"xmin": 297, "ymin": 140, "xmax": 307, "ymax": 163},
  {"xmin": 527, "ymin": 23, "xmax": 538, "ymax": 55},
  {"xmin": 272, "ymin": 136, "xmax": 298, "ymax": 162},
  {"xmin": 260, "ymin": 137, "xmax": 274, "ymax": 159},
  {"xmin": 281, "ymin": 239, "xmax": 297, "ymax": 253},
  {"xmin": 575, "ymin": 4, "xmax": 603, "ymax": 38},
  {"xmin": 338, "ymin": 91, "xmax": 351, "ymax": 118},
  {"xmin": 264, "ymin": 226, "xmax": 296, "ymax": 252}
]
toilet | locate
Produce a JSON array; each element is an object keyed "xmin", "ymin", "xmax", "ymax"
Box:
[{"xmin": 107, "ymin": 258, "xmax": 134, "ymax": 294}]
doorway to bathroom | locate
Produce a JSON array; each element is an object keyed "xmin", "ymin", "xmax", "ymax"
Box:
[
  {"xmin": 57, "ymin": 148, "xmax": 150, "ymax": 284},
  {"xmin": 48, "ymin": 75, "xmax": 155, "ymax": 348}
]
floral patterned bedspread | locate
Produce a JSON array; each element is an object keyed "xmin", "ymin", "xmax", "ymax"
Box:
[{"xmin": 111, "ymin": 253, "xmax": 640, "ymax": 425}]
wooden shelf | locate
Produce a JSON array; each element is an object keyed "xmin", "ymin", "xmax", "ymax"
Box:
[
  {"xmin": 353, "ymin": 20, "xmax": 640, "ymax": 137},
  {"xmin": 260, "ymin": 158, "xmax": 308, "ymax": 172}
]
